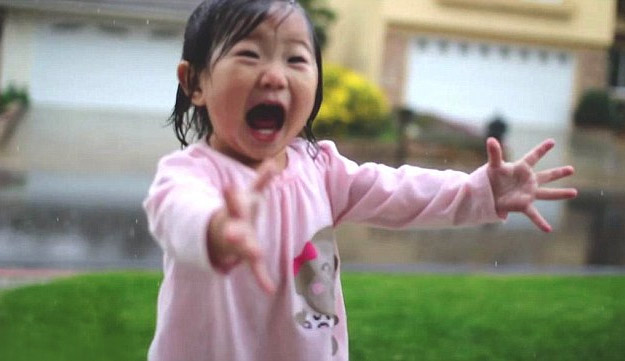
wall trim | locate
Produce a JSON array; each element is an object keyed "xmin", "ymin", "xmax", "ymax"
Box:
[
  {"xmin": 386, "ymin": 21, "xmax": 605, "ymax": 51},
  {"xmin": 437, "ymin": 0, "xmax": 576, "ymax": 19}
]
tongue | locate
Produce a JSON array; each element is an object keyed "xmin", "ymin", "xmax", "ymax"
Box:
[{"xmin": 249, "ymin": 117, "xmax": 278, "ymax": 130}]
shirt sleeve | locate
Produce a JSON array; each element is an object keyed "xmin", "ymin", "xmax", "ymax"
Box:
[
  {"xmin": 318, "ymin": 141, "xmax": 504, "ymax": 229},
  {"xmin": 143, "ymin": 152, "xmax": 223, "ymax": 271}
]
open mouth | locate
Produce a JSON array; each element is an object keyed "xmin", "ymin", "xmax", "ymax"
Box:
[{"xmin": 245, "ymin": 103, "xmax": 285, "ymax": 140}]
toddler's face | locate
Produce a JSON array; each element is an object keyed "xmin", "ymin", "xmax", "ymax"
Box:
[{"xmin": 195, "ymin": 5, "xmax": 318, "ymax": 169}]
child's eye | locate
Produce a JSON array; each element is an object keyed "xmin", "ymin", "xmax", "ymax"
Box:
[
  {"xmin": 288, "ymin": 56, "xmax": 308, "ymax": 64},
  {"xmin": 236, "ymin": 50, "xmax": 259, "ymax": 59}
]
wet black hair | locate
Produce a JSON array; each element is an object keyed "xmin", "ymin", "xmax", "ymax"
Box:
[{"xmin": 170, "ymin": 0, "xmax": 323, "ymax": 156}]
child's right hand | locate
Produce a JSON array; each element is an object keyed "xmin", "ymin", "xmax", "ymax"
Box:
[{"xmin": 207, "ymin": 161, "xmax": 277, "ymax": 294}]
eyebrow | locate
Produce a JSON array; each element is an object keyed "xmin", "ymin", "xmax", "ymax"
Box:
[
  {"xmin": 285, "ymin": 38, "xmax": 314, "ymax": 54},
  {"xmin": 243, "ymin": 32, "xmax": 314, "ymax": 54}
]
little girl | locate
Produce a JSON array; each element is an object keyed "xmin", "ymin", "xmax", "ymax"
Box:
[{"xmin": 143, "ymin": 0, "xmax": 577, "ymax": 360}]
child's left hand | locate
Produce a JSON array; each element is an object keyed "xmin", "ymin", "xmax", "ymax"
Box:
[{"xmin": 486, "ymin": 137, "xmax": 577, "ymax": 232}]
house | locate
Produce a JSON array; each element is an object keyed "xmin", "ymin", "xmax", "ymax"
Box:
[
  {"xmin": 325, "ymin": 0, "xmax": 616, "ymax": 131},
  {"xmin": 0, "ymin": 0, "xmax": 196, "ymax": 112},
  {"xmin": 0, "ymin": 0, "xmax": 618, "ymax": 130}
]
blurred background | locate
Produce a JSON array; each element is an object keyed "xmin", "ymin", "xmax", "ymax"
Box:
[{"xmin": 0, "ymin": 0, "xmax": 623, "ymax": 276}]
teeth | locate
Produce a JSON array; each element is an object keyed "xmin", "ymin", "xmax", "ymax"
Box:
[{"xmin": 256, "ymin": 129, "xmax": 275, "ymax": 135}]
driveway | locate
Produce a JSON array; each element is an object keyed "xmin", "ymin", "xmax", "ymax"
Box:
[
  {"xmin": 0, "ymin": 105, "xmax": 179, "ymax": 176},
  {"xmin": 0, "ymin": 105, "xmax": 623, "ymax": 271}
]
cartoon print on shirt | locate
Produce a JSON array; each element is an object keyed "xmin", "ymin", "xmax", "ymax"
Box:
[{"xmin": 293, "ymin": 227, "xmax": 340, "ymax": 356}]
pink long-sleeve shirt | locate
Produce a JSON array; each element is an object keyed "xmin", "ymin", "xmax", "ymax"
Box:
[{"xmin": 143, "ymin": 138, "xmax": 501, "ymax": 361}]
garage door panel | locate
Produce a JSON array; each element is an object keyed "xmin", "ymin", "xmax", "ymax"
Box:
[
  {"xmin": 405, "ymin": 38, "xmax": 575, "ymax": 130},
  {"xmin": 31, "ymin": 21, "xmax": 181, "ymax": 111}
]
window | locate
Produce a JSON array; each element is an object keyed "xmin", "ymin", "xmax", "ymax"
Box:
[
  {"xmin": 51, "ymin": 21, "xmax": 85, "ymax": 33},
  {"xmin": 499, "ymin": 45, "xmax": 511, "ymax": 59},
  {"xmin": 438, "ymin": 39, "xmax": 449, "ymax": 53},
  {"xmin": 479, "ymin": 43, "xmax": 491, "ymax": 57},
  {"xmin": 519, "ymin": 48, "xmax": 530, "ymax": 61}
]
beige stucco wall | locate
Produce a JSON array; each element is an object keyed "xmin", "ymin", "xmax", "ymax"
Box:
[
  {"xmin": 323, "ymin": 0, "xmax": 386, "ymax": 84},
  {"xmin": 382, "ymin": 0, "xmax": 614, "ymax": 48},
  {"xmin": 325, "ymin": 0, "xmax": 616, "ymax": 83}
]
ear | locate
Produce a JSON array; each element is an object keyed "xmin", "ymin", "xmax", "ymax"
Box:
[{"xmin": 177, "ymin": 61, "xmax": 206, "ymax": 106}]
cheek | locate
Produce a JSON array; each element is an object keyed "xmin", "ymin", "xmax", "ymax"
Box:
[
  {"xmin": 205, "ymin": 79, "xmax": 247, "ymax": 124},
  {"xmin": 210, "ymin": 76, "xmax": 246, "ymax": 104},
  {"xmin": 292, "ymin": 76, "xmax": 318, "ymax": 116}
]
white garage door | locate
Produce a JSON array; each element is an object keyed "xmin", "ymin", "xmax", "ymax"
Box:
[
  {"xmin": 405, "ymin": 37, "xmax": 576, "ymax": 130},
  {"xmin": 31, "ymin": 20, "xmax": 182, "ymax": 111}
]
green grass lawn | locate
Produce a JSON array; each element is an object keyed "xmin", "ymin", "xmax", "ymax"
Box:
[{"xmin": 0, "ymin": 272, "xmax": 624, "ymax": 361}]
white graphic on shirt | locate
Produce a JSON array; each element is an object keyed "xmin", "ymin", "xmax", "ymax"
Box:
[{"xmin": 293, "ymin": 227, "xmax": 339, "ymax": 356}]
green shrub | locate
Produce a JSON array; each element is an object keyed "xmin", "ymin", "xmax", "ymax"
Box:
[
  {"xmin": 298, "ymin": 0, "xmax": 336, "ymax": 49},
  {"xmin": 573, "ymin": 89, "xmax": 618, "ymax": 129},
  {"xmin": 314, "ymin": 64, "xmax": 392, "ymax": 138},
  {"xmin": 612, "ymin": 98, "xmax": 625, "ymax": 132},
  {"xmin": 0, "ymin": 85, "xmax": 29, "ymax": 113}
]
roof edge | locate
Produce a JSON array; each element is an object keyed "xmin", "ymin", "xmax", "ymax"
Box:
[{"xmin": 0, "ymin": 1, "xmax": 191, "ymax": 23}]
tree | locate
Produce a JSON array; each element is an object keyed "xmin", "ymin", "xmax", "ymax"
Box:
[{"xmin": 298, "ymin": 0, "xmax": 336, "ymax": 49}]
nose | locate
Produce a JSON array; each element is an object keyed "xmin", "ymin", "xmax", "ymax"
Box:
[
  {"xmin": 259, "ymin": 62, "xmax": 287, "ymax": 90},
  {"xmin": 310, "ymin": 281, "xmax": 326, "ymax": 296}
]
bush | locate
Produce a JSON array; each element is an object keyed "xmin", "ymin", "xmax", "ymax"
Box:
[
  {"xmin": 573, "ymin": 89, "xmax": 618, "ymax": 129},
  {"xmin": 314, "ymin": 64, "xmax": 391, "ymax": 138},
  {"xmin": 0, "ymin": 85, "xmax": 29, "ymax": 113},
  {"xmin": 612, "ymin": 98, "xmax": 625, "ymax": 132}
]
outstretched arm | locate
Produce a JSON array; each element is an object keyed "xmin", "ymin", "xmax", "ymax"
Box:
[
  {"xmin": 207, "ymin": 161, "xmax": 277, "ymax": 294},
  {"xmin": 486, "ymin": 137, "xmax": 577, "ymax": 232}
]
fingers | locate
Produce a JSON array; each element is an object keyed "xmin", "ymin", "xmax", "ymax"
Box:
[
  {"xmin": 536, "ymin": 166, "xmax": 574, "ymax": 184},
  {"xmin": 224, "ymin": 161, "xmax": 277, "ymax": 220},
  {"xmin": 522, "ymin": 138, "xmax": 555, "ymax": 167},
  {"xmin": 525, "ymin": 205, "xmax": 552, "ymax": 233},
  {"xmin": 219, "ymin": 161, "xmax": 279, "ymax": 293},
  {"xmin": 223, "ymin": 223, "xmax": 275, "ymax": 294},
  {"xmin": 535, "ymin": 165, "xmax": 577, "ymax": 200},
  {"xmin": 249, "ymin": 254, "xmax": 277, "ymax": 294},
  {"xmin": 486, "ymin": 137, "xmax": 503, "ymax": 168},
  {"xmin": 229, "ymin": 231, "xmax": 275, "ymax": 293},
  {"xmin": 224, "ymin": 187, "xmax": 246, "ymax": 219},
  {"xmin": 535, "ymin": 187, "xmax": 578, "ymax": 200},
  {"xmin": 234, "ymin": 242, "xmax": 275, "ymax": 294}
]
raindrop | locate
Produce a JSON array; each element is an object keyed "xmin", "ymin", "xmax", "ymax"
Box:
[
  {"xmin": 494, "ymin": 261, "xmax": 498, "ymax": 267},
  {"xmin": 443, "ymin": 159, "xmax": 448, "ymax": 164},
  {"xmin": 113, "ymin": 20, "xmax": 116, "ymax": 25},
  {"xmin": 16, "ymin": 145, "xmax": 20, "ymax": 151},
  {"xmin": 601, "ymin": 190, "xmax": 604, "ymax": 196},
  {"xmin": 135, "ymin": 218, "xmax": 139, "ymax": 224},
  {"xmin": 56, "ymin": 217, "xmax": 60, "ymax": 222},
  {"xmin": 146, "ymin": 19, "xmax": 150, "ymax": 25},
  {"xmin": 97, "ymin": 8, "xmax": 101, "ymax": 13}
]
